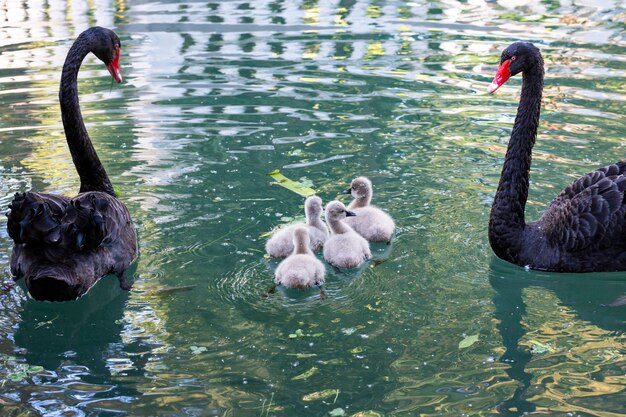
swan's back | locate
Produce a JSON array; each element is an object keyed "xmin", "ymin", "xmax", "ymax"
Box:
[
  {"xmin": 323, "ymin": 233, "xmax": 371, "ymax": 269},
  {"xmin": 529, "ymin": 162, "xmax": 626, "ymax": 271},
  {"xmin": 344, "ymin": 206, "xmax": 395, "ymax": 242},
  {"xmin": 8, "ymin": 191, "xmax": 137, "ymax": 301},
  {"xmin": 274, "ymin": 227, "xmax": 325, "ymax": 288},
  {"xmin": 274, "ymin": 254, "xmax": 325, "ymax": 288}
]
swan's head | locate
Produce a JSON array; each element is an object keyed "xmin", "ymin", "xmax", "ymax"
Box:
[
  {"xmin": 488, "ymin": 42, "xmax": 542, "ymax": 94},
  {"xmin": 304, "ymin": 195, "xmax": 323, "ymax": 217},
  {"xmin": 85, "ymin": 26, "xmax": 123, "ymax": 84},
  {"xmin": 325, "ymin": 201, "xmax": 356, "ymax": 222},
  {"xmin": 343, "ymin": 176, "xmax": 373, "ymax": 200}
]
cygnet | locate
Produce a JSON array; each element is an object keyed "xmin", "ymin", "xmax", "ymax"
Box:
[
  {"xmin": 323, "ymin": 201, "xmax": 371, "ymax": 269},
  {"xmin": 343, "ymin": 176, "xmax": 395, "ymax": 243},
  {"xmin": 274, "ymin": 227, "xmax": 326, "ymax": 289},
  {"xmin": 266, "ymin": 196, "xmax": 328, "ymax": 258}
]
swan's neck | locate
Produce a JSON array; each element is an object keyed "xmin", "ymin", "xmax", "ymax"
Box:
[
  {"xmin": 60, "ymin": 36, "xmax": 115, "ymax": 196},
  {"xmin": 489, "ymin": 66, "xmax": 544, "ymax": 261},
  {"xmin": 328, "ymin": 218, "xmax": 351, "ymax": 235},
  {"xmin": 348, "ymin": 192, "xmax": 371, "ymax": 209},
  {"xmin": 294, "ymin": 235, "xmax": 310, "ymax": 255},
  {"xmin": 306, "ymin": 211, "xmax": 325, "ymax": 231}
]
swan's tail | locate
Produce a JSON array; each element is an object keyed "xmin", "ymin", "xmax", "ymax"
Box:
[
  {"xmin": 279, "ymin": 268, "xmax": 315, "ymax": 288},
  {"xmin": 7, "ymin": 192, "xmax": 109, "ymax": 251}
]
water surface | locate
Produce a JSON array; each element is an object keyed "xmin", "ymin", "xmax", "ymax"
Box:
[{"xmin": 1, "ymin": 0, "xmax": 625, "ymax": 416}]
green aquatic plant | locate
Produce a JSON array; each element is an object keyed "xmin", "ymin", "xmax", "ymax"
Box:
[{"xmin": 0, "ymin": 355, "xmax": 45, "ymax": 385}]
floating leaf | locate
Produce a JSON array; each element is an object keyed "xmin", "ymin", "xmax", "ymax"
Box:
[
  {"xmin": 529, "ymin": 340, "xmax": 556, "ymax": 354},
  {"xmin": 288, "ymin": 353, "xmax": 317, "ymax": 358},
  {"xmin": 27, "ymin": 366, "xmax": 44, "ymax": 374},
  {"xmin": 289, "ymin": 329, "xmax": 306, "ymax": 339},
  {"xmin": 329, "ymin": 408, "xmax": 346, "ymax": 416},
  {"xmin": 350, "ymin": 411, "xmax": 384, "ymax": 417},
  {"xmin": 292, "ymin": 366, "xmax": 318, "ymax": 381},
  {"xmin": 458, "ymin": 334, "xmax": 479, "ymax": 349},
  {"xmin": 319, "ymin": 358, "xmax": 344, "ymax": 365},
  {"xmin": 7, "ymin": 371, "xmax": 27, "ymax": 382},
  {"xmin": 190, "ymin": 346, "xmax": 207, "ymax": 355},
  {"xmin": 303, "ymin": 389, "xmax": 339, "ymax": 401},
  {"xmin": 268, "ymin": 170, "xmax": 316, "ymax": 197}
]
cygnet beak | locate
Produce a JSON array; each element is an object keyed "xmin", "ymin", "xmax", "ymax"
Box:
[
  {"xmin": 342, "ymin": 188, "xmax": 351, "ymax": 194},
  {"xmin": 345, "ymin": 210, "xmax": 357, "ymax": 217}
]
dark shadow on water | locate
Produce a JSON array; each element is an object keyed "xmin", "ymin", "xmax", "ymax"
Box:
[
  {"xmin": 13, "ymin": 272, "xmax": 141, "ymax": 403},
  {"xmin": 488, "ymin": 257, "xmax": 626, "ymax": 416},
  {"xmin": 15, "ymin": 274, "xmax": 126, "ymax": 370}
]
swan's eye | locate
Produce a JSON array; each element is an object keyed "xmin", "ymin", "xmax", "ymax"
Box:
[{"xmin": 511, "ymin": 56, "xmax": 517, "ymax": 62}]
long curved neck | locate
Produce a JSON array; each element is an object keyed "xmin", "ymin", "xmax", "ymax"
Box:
[
  {"xmin": 60, "ymin": 36, "xmax": 115, "ymax": 196},
  {"xmin": 328, "ymin": 218, "xmax": 351, "ymax": 235},
  {"xmin": 306, "ymin": 210, "xmax": 325, "ymax": 230},
  {"xmin": 348, "ymin": 191, "xmax": 371, "ymax": 209},
  {"xmin": 489, "ymin": 64, "xmax": 544, "ymax": 261},
  {"xmin": 294, "ymin": 235, "xmax": 310, "ymax": 255}
]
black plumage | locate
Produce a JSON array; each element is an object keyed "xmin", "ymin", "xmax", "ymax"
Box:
[
  {"xmin": 488, "ymin": 42, "xmax": 626, "ymax": 272},
  {"xmin": 6, "ymin": 27, "xmax": 137, "ymax": 301}
]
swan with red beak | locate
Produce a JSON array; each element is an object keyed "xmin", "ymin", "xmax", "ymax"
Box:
[
  {"xmin": 106, "ymin": 45, "xmax": 122, "ymax": 83},
  {"xmin": 487, "ymin": 58, "xmax": 511, "ymax": 93}
]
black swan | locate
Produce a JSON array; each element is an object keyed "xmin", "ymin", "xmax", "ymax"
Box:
[
  {"xmin": 6, "ymin": 27, "xmax": 137, "ymax": 301},
  {"xmin": 487, "ymin": 42, "xmax": 626, "ymax": 272}
]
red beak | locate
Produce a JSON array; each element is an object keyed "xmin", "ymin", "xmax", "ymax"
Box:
[
  {"xmin": 106, "ymin": 46, "xmax": 122, "ymax": 83},
  {"xmin": 487, "ymin": 59, "xmax": 511, "ymax": 94}
]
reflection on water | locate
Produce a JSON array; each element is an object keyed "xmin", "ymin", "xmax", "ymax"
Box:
[
  {"xmin": 1, "ymin": 0, "xmax": 625, "ymax": 415},
  {"xmin": 489, "ymin": 260, "xmax": 626, "ymax": 415}
]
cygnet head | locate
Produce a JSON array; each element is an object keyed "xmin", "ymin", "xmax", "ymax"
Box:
[
  {"xmin": 292, "ymin": 226, "xmax": 310, "ymax": 254},
  {"xmin": 343, "ymin": 176, "xmax": 373, "ymax": 203},
  {"xmin": 325, "ymin": 201, "xmax": 356, "ymax": 224},
  {"xmin": 305, "ymin": 195, "xmax": 323, "ymax": 219}
]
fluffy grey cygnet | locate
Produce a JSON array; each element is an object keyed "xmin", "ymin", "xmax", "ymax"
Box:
[
  {"xmin": 266, "ymin": 196, "xmax": 328, "ymax": 258},
  {"xmin": 343, "ymin": 176, "xmax": 395, "ymax": 243},
  {"xmin": 323, "ymin": 201, "xmax": 371, "ymax": 268},
  {"xmin": 274, "ymin": 227, "xmax": 325, "ymax": 288}
]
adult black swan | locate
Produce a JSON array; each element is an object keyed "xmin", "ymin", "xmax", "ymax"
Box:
[
  {"xmin": 487, "ymin": 42, "xmax": 626, "ymax": 272},
  {"xmin": 6, "ymin": 27, "xmax": 137, "ymax": 301}
]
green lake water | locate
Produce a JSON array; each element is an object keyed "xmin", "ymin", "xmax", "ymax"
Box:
[{"xmin": 1, "ymin": 1, "xmax": 625, "ymax": 415}]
